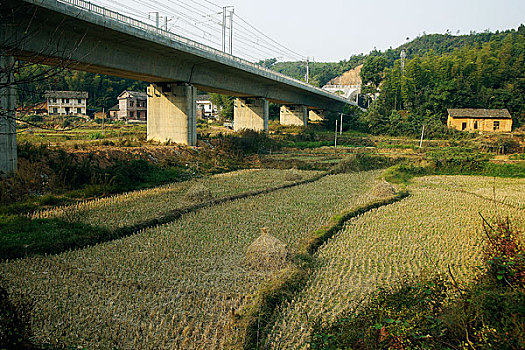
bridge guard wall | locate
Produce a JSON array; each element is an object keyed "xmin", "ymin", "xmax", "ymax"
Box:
[
  {"xmin": 0, "ymin": 55, "xmax": 17, "ymax": 176},
  {"xmin": 280, "ymin": 105, "xmax": 308, "ymax": 126},
  {"xmin": 147, "ymin": 83, "xmax": 197, "ymax": 145},
  {"xmin": 233, "ymin": 98, "xmax": 269, "ymax": 132}
]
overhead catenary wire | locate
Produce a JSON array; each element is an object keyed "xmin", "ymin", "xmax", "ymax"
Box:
[{"xmin": 90, "ymin": 0, "xmax": 308, "ymax": 63}]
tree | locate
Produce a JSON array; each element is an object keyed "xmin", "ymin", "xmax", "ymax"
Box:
[
  {"xmin": 209, "ymin": 93, "xmax": 234, "ymax": 120},
  {"xmin": 360, "ymin": 56, "xmax": 387, "ymax": 88}
]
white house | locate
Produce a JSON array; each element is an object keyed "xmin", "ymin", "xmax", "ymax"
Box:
[
  {"xmin": 45, "ymin": 91, "xmax": 88, "ymax": 116},
  {"xmin": 118, "ymin": 90, "xmax": 147, "ymax": 121}
]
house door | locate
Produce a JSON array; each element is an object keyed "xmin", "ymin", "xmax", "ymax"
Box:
[{"xmin": 461, "ymin": 122, "xmax": 467, "ymax": 130}]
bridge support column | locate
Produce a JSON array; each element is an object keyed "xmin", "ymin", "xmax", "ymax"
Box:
[
  {"xmin": 147, "ymin": 83, "xmax": 197, "ymax": 145},
  {"xmin": 308, "ymin": 109, "xmax": 326, "ymax": 122},
  {"xmin": 0, "ymin": 55, "xmax": 17, "ymax": 176},
  {"xmin": 233, "ymin": 97, "xmax": 269, "ymax": 132},
  {"xmin": 280, "ymin": 104, "xmax": 307, "ymax": 126}
]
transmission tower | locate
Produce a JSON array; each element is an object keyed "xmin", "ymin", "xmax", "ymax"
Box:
[{"xmin": 400, "ymin": 49, "xmax": 406, "ymax": 75}]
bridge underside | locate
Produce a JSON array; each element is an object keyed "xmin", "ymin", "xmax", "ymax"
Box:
[{"xmin": 1, "ymin": 0, "xmax": 350, "ymax": 149}]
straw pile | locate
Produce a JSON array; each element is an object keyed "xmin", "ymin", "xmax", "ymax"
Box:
[
  {"xmin": 185, "ymin": 183, "xmax": 213, "ymax": 202},
  {"xmin": 284, "ymin": 169, "xmax": 303, "ymax": 182},
  {"xmin": 371, "ymin": 180, "xmax": 396, "ymax": 198},
  {"xmin": 245, "ymin": 228, "xmax": 288, "ymax": 271}
]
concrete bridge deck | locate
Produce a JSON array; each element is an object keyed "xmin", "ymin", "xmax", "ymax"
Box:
[{"xmin": 1, "ymin": 0, "xmax": 355, "ymax": 173}]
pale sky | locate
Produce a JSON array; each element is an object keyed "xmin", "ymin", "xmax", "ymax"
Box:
[{"xmin": 105, "ymin": 0, "xmax": 524, "ymax": 62}]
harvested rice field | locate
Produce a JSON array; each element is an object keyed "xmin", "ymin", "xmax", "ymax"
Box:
[
  {"xmin": 1, "ymin": 170, "xmax": 383, "ymax": 349},
  {"xmin": 263, "ymin": 176, "xmax": 525, "ymax": 348}
]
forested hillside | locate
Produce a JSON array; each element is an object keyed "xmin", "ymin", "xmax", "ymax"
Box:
[
  {"xmin": 267, "ymin": 26, "xmax": 524, "ymax": 88},
  {"xmin": 360, "ymin": 25, "xmax": 525, "ymax": 136}
]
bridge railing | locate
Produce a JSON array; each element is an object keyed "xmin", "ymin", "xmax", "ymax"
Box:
[
  {"xmin": 323, "ymin": 85, "xmax": 361, "ymax": 90},
  {"xmin": 55, "ymin": 0, "xmax": 349, "ymax": 102}
]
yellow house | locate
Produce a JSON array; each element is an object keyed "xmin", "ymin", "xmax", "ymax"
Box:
[{"xmin": 447, "ymin": 108, "xmax": 512, "ymax": 132}]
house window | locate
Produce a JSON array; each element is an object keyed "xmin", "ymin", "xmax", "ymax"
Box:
[
  {"xmin": 474, "ymin": 121, "xmax": 478, "ymax": 130},
  {"xmin": 53, "ymin": 107, "xmax": 58, "ymax": 114},
  {"xmin": 493, "ymin": 121, "xmax": 500, "ymax": 131},
  {"xmin": 65, "ymin": 98, "xmax": 69, "ymax": 104},
  {"xmin": 78, "ymin": 99, "xmax": 82, "ymax": 103},
  {"xmin": 462, "ymin": 122, "xmax": 467, "ymax": 131},
  {"xmin": 57, "ymin": 98, "xmax": 61, "ymax": 103},
  {"xmin": 130, "ymin": 101, "xmax": 134, "ymax": 107},
  {"xmin": 77, "ymin": 108, "xmax": 82, "ymax": 114},
  {"xmin": 65, "ymin": 107, "xmax": 70, "ymax": 114},
  {"xmin": 129, "ymin": 111, "xmax": 134, "ymax": 118}
]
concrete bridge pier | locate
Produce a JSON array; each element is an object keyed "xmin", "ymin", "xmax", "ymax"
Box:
[
  {"xmin": 308, "ymin": 109, "xmax": 326, "ymax": 122},
  {"xmin": 280, "ymin": 104, "xmax": 308, "ymax": 126},
  {"xmin": 233, "ymin": 97, "xmax": 269, "ymax": 132},
  {"xmin": 0, "ymin": 55, "xmax": 17, "ymax": 176},
  {"xmin": 147, "ymin": 83, "xmax": 197, "ymax": 145}
]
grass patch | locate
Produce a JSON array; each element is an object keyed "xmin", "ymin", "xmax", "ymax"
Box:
[
  {"xmin": 0, "ymin": 215, "xmax": 115, "ymax": 260},
  {"xmin": 331, "ymin": 154, "xmax": 394, "ymax": 174}
]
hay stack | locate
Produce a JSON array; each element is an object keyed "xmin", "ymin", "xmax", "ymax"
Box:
[
  {"xmin": 372, "ymin": 180, "xmax": 396, "ymax": 198},
  {"xmin": 284, "ymin": 169, "xmax": 303, "ymax": 182},
  {"xmin": 185, "ymin": 183, "xmax": 213, "ymax": 202},
  {"xmin": 245, "ymin": 228, "xmax": 288, "ymax": 271}
]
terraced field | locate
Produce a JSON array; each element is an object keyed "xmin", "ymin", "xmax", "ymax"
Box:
[
  {"xmin": 31, "ymin": 169, "xmax": 321, "ymax": 228},
  {"xmin": 419, "ymin": 175, "xmax": 525, "ymax": 209},
  {"xmin": 264, "ymin": 176, "xmax": 525, "ymax": 349},
  {"xmin": 1, "ymin": 170, "xmax": 382, "ymax": 349}
]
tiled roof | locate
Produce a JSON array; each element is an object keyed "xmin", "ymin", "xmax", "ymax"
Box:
[
  {"xmin": 118, "ymin": 90, "xmax": 147, "ymax": 99},
  {"xmin": 448, "ymin": 108, "xmax": 512, "ymax": 119},
  {"xmin": 44, "ymin": 90, "xmax": 88, "ymax": 98}
]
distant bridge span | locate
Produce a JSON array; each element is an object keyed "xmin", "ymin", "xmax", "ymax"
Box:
[{"xmin": 1, "ymin": 0, "xmax": 357, "ymax": 151}]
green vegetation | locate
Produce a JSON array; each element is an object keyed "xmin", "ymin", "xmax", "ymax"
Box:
[
  {"xmin": 0, "ymin": 215, "xmax": 114, "ymax": 260},
  {"xmin": 384, "ymin": 148, "xmax": 525, "ymax": 185},
  {"xmin": 0, "ymin": 142, "xmax": 196, "ymax": 214},
  {"xmin": 361, "ymin": 25, "xmax": 525, "ymax": 135}
]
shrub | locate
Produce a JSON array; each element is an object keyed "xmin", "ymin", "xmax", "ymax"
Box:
[
  {"xmin": 331, "ymin": 154, "xmax": 392, "ymax": 174},
  {"xmin": 0, "ymin": 283, "xmax": 33, "ymax": 349}
]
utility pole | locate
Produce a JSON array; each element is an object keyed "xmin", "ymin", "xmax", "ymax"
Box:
[
  {"xmin": 149, "ymin": 12, "xmax": 160, "ymax": 28},
  {"xmin": 102, "ymin": 106, "xmax": 105, "ymax": 136},
  {"xmin": 305, "ymin": 57, "xmax": 309, "ymax": 83},
  {"xmin": 419, "ymin": 124, "xmax": 425, "ymax": 148},
  {"xmin": 222, "ymin": 6, "xmax": 234, "ymax": 54},
  {"xmin": 334, "ymin": 119, "xmax": 338, "ymax": 149},
  {"xmin": 340, "ymin": 113, "xmax": 343, "ymax": 135}
]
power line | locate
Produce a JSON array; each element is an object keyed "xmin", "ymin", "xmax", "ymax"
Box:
[{"xmin": 90, "ymin": 0, "xmax": 307, "ymax": 63}]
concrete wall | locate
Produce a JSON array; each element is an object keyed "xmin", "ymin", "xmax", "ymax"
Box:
[
  {"xmin": 147, "ymin": 83, "xmax": 197, "ymax": 145},
  {"xmin": 0, "ymin": 56, "xmax": 17, "ymax": 176},
  {"xmin": 309, "ymin": 109, "xmax": 325, "ymax": 122},
  {"xmin": 280, "ymin": 105, "xmax": 307, "ymax": 126},
  {"xmin": 234, "ymin": 98, "xmax": 269, "ymax": 132},
  {"xmin": 447, "ymin": 116, "xmax": 512, "ymax": 132}
]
